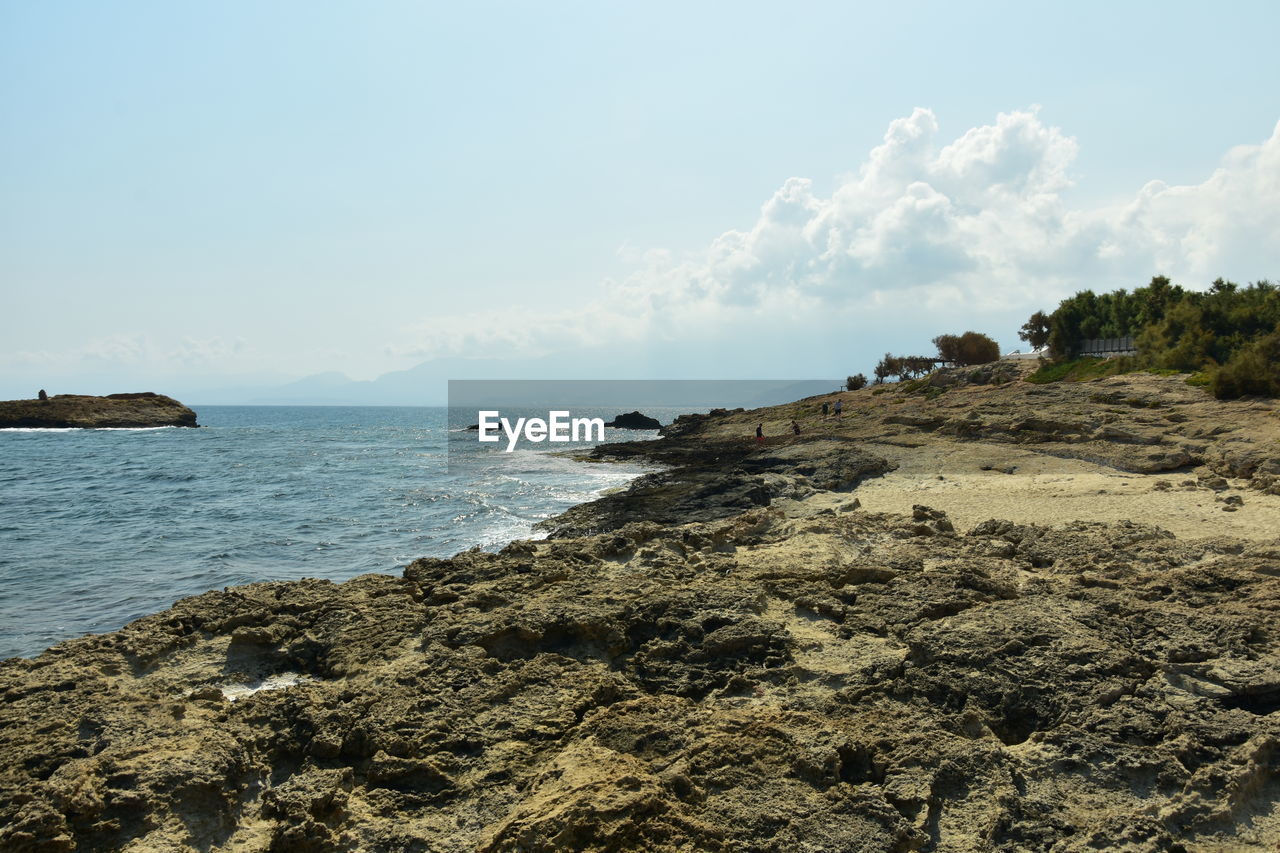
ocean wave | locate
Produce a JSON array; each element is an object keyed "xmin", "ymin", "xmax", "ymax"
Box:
[
  {"xmin": 0, "ymin": 405, "xmax": 656, "ymax": 658},
  {"xmin": 0, "ymin": 426, "xmax": 181, "ymax": 432}
]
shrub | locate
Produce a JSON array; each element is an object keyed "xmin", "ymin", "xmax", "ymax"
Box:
[
  {"xmin": 1210, "ymin": 328, "xmax": 1280, "ymax": 398},
  {"xmin": 933, "ymin": 335, "xmax": 960, "ymax": 364},
  {"xmin": 898, "ymin": 378, "xmax": 928, "ymax": 394},
  {"xmin": 846, "ymin": 374, "xmax": 868, "ymax": 391},
  {"xmin": 934, "ymin": 332, "xmax": 1000, "ymax": 366},
  {"xmin": 1138, "ymin": 299, "xmax": 1215, "ymax": 370},
  {"xmin": 1026, "ymin": 357, "xmax": 1130, "ymax": 384}
]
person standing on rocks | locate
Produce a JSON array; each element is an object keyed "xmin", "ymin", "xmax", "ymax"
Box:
[
  {"xmin": 755, "ymin": 424, "xmax": 764, "ymax": 444},
  {"xmin": 821, "ymin": 401, "xmax": 829, "ymax": 418},
  {"xmin": 834, "ymin": 399, "xmax": 843, "ymax": 418},
  {"xmin": 791, "ymin": 420, "xmax": 802, "ymax": 435}
]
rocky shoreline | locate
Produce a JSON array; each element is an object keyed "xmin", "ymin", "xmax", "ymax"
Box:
[
  {"xmin": 0, "ymin": 393, "xmax": 198, "ymax": 429},
  {"xmin": 2, "ymin": 366, "xmax": 1278, "ymax": 851}
]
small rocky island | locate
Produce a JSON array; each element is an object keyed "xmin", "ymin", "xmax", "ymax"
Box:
[
  {"xmin": 605, "ymin": 410, "xmax": 662, "ymax": 429},
  {"xmin": 0, "ymin": 392, "xmax": 198, "ymax": 429}
]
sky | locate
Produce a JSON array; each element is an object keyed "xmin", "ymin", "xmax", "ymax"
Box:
[{"xmin": 2, "ymin": 1, "xmax": 1279, "ymax": 401}]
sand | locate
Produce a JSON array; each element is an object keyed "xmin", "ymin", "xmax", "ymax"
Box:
[{"xmin": 851, "ymin": 441, "xmax": 1280, "ymax": 541}]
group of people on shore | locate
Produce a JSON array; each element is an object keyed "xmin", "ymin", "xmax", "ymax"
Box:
[{"xmin": 753, "ymin": 395, "xmax": 844, "ymax": 443}]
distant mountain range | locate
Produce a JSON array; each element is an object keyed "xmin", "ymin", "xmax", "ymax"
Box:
[{"xmin": 183, "ymin": 355, "xmax": 841, "ymax": 408}]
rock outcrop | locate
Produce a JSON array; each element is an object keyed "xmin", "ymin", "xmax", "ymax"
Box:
[
  {"xmin": 605, "ymin": 411, "xmax": 662, "ymax": 430},
  {"xmin": 0, "ymin": 392, "xmax": 197, "ymax": 429},
  {"xmin": 540, "ymin": 436, "xmax": 894, "ymax": 538},
  {"xmin": 1, "ymin": 367, "xmax": 1278, "ymax": 851}
]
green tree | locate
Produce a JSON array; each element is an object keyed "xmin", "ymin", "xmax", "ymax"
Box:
[
  {"xmin": 1138, "ymin": 300, "xmax": 1214, "ymax": 370},
  {"xmin": 875, "ymin": 353, "xmax": 933, "ymax": 381},
  {"xmin": 902, "ymin": 355, "xmax": 936, "ymax": 377},
  {"xmin": 1025, "ymin": 276, "xmax": 1280, "ymax": 398},
  {"xmin": 932, "ymin": 334, "xmax": 961, "ymax": 365},
  {"xmin": 1018, "ymin": 312, "xmax": 1051, "ymax": 350},
  {"xmin": 873, "ymin": 354, "xmax": 896, "ymax": 384},
  {"xmin": 1211, "ymin": 326, "xmax": 1280, "ymax": 398},
  {"xmin": 935, "ymin": 331, "xmax": 1000, "ymax": 365}
]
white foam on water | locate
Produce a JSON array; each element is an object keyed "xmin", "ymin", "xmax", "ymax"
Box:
[{"xmin": 0, "ymin": 426, "xmax": 180, "ymax": 432}]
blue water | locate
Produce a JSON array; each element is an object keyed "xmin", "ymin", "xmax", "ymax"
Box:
[{"xmin": 0, "ymin": 406, "xmax": 676, "ymax": 659}]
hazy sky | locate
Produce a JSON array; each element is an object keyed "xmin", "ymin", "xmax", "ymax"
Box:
[{"xmin": 3, "ymin": 1, "xmax": 1279, "ymax": 399}]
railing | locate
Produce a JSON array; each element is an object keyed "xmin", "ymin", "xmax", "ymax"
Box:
[{"xmin": 1077, "ymin": 336, "xmax": 1138, "ymax": 357}]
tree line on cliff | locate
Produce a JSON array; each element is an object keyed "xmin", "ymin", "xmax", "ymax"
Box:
[
  {"xmin": 868, "ymin": 331, "xmax": 1003, "ymax": 385},
  {"xmin": 1018, "ymin": 276, "xmax": 1280, "ymax": 398}
]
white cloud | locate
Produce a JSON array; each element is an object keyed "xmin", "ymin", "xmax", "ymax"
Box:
[
  {"xmin": 166, "ymin": 336, "xmax": 248, "ymax": 366},
  {"xmin": 81, "ymin": 334, "xmax": 148, "ymax": 365},
  {"xmin": 7, "ymin": 335, "xmax": 251, "ymax": 373},
  {"xmin": 394, "ymin": 109, "xmax": 1280, "ymax": 361},
  {"xmin": 1102, "ymin": 125, "xmax": 1280, "ymax": 278},
  {"xmin": 7, "ymin": 108, "xmax": 1275, "ymax": 383}
]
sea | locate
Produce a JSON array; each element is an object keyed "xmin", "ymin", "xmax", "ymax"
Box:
[{"xmin": 0, "ymin": 406, "xmax": 689, "ymax": 659}]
